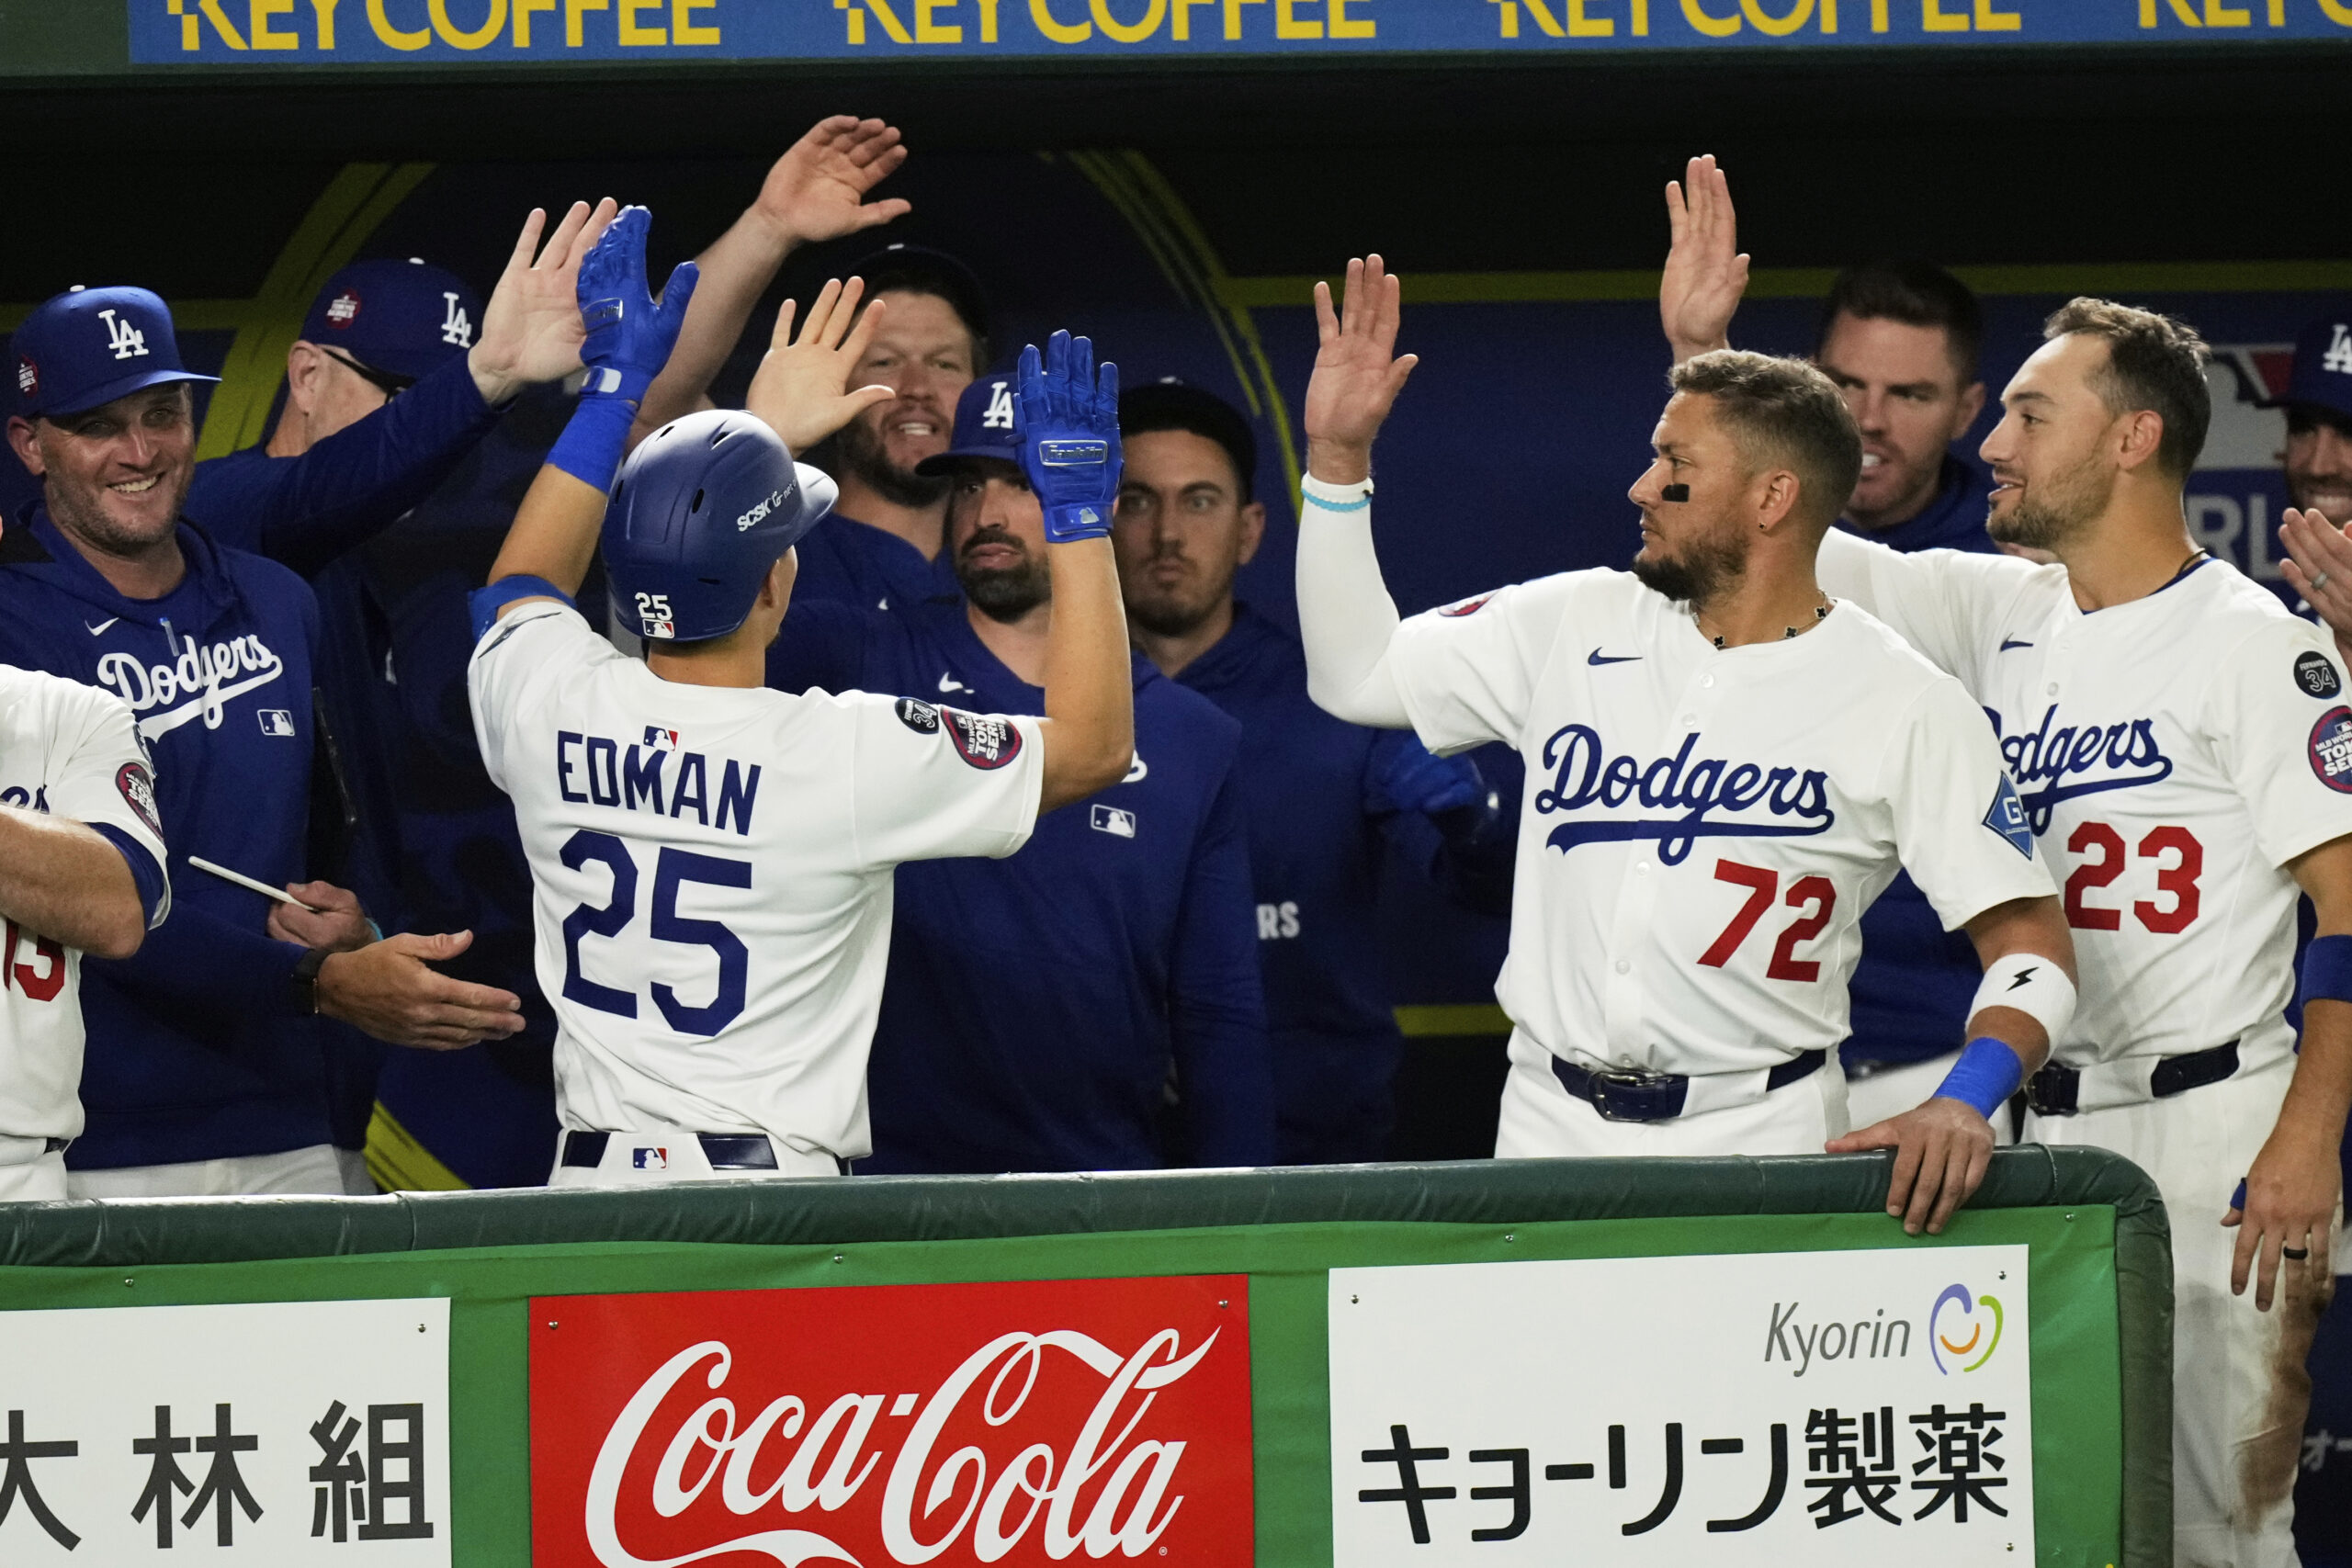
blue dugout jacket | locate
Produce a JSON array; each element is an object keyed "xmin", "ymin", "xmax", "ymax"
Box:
[
  {"xmin": 767, "ymin": 592, "xmax": 1275, "ymax": 1175},
  {"xmin": 1835, "ymin": 456, "xmax": 1999, "ymax": 1072},
  {"xmin": 0, "ymin": 507, "xmax": 334, "ymax": 1168},
  {"xmin": 788, "ymin": 509, "xmax": 956, "ymax": 614}
]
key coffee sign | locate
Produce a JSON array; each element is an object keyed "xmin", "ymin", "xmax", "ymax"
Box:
[{"xmin": 529, "ymin": 1274, "xmax": 1253, "ymax": 1565}]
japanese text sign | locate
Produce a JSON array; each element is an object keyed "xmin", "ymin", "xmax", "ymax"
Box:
[
  {"xmin": 1329, "ymin": 1246, "xmax": 2032, "ymax": 1562},
  {"xmin": 0, "ymin": 1296, "xmax": 450, "ymax": 1563},
  {"xmin": 528, "ymin": 1273, "xmax": 1254, "ymax": 1566}
]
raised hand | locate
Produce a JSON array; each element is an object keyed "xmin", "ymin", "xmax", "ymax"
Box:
[
  {"xmin": 745, "ymin": 276, "xmax": 898, "ymax": 454},
  {"xmin": 1304, "ymin": 254, "xmax": 1418, "ymax": 486},
  {"xmin": 1660, "ymin": 153, "xmax": 1749, "ymax": 366},
  {"xmin": 750, "ymin": 116, "xmax": 912, "ymax": 248},
  {"xmin": 576, "ymin": 205, "xmax": 701, "ymax": 409},
  {"xmin": 2279, "ymin": 506, "xmax": 2352, "ymax": 664},
  {"xmin": 469, "ymin": 197, "xmax": 620, "ymax": 404},
  {"xmin": 1017, "ymin": 329, "xmax": 1122, "ymax": 543}
]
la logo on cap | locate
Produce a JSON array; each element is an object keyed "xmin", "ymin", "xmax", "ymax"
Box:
[
  {"xmin": 2324, "ymin": 323, "xmax": 2352, "ymax": 378},
  {"xmin": 325, "ymin": 290, "xmax": 361, "ymax": 328},
  {"xmin": 981, "ymin": 380, "xmax": 1015, "ymax": 430},
  {"xmin": 97, "ymin": 308, "xmax": 148, "ymax": 362}
]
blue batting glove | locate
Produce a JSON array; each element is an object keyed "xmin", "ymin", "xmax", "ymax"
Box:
[
  {"xmin": 1365, "ymin": 730, "xmax": 1483, "ymax": 818},
  {"xmin": 576, "ymin": 205, "xmax": 700, "ymax": 410},
  {"xmin": 1016, "ymin": 329, "xmax": 1121, "ymax": 543}
]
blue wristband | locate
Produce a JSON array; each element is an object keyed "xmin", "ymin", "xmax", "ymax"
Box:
[
  {"xmin": 545, "ymin": 396, "xmax": 639, "ymax": 492},
  {"xmin": 1043, "ymin": 502, "xmax": 1112, "ymax": 543},
  {"xmin": 1933, "ymin": 1035, "xmax": 2025, "ymax": 1120},
  {"xmin": 2302, "ymin": 932, "xmax": 2352, "ymax": 1006}
]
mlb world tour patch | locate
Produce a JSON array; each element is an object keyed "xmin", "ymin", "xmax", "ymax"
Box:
[
  {"xmin": 2311, "ymin": 706, "xmax": 2352, "ymax": 794},
  {"xmin": 115, "ymin": 761, "xmax": 161, "ymax": 838},
  {"xmin": 943, "ymin": 708, "xmax": 1023, "ymax": 770}
]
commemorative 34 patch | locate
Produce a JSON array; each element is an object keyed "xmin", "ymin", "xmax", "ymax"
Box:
[
  {"xmin": 894, "ymin": 697, "xmax": 941, "ymax": 735},
  {"xmin": 2296, "ymin": 649, "xmax": 2344, "ymax": 699},
  {"xmin": 2311, "ymin": 706, "xmax": 2352, "ymax": 793},
  {"xmin": 942, "ymin": 707, "xmax": 1023, "ymax": 770}
]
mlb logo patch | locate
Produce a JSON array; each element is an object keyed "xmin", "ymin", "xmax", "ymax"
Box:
[
  {"xmin": 643, "ymin": 726, "xmax": 679, "ymax": 751},
  {"xmin": 1090, "ymin": 805, "xmax": 1136, "ymax": 839},
  {"xmin": 630, "ymin": 1147, "xmax": 669, "ymax": 1171},
  {"xmin": 256, "ymin": 709, "xmax": 296, "ymax": 738}
]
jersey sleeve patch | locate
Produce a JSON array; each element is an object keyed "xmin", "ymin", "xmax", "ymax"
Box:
[
  {"xmin": 941, "ymin": 707, "xmax": 1023, "ymax": 770},
  {"xmin": 895, "ymin": 697, "xmax": 941, "ymax": 734},
  {"xmin": 115, "ymin": 761, "xmax": 162, "ymax": 838},
  {"xmin": 2296, "ymin": 649, "xmax": 2343, "ymax": 700},
  {"xmin": 1437, "ymin": 592, "xmax": 1495, "ymax": 619},
  {"xmin": 1981, "ymin": 773, "xmax": 2033, "ymax": 858},
  {"xmin": 2312, "ymin": 706, "xmax": 2352, "ymax": 793}
]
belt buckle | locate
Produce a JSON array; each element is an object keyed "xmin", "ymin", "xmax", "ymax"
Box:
[{"xmin": 1588, "ymin": 1066, "xmax": 1676, "ymax": 1123}]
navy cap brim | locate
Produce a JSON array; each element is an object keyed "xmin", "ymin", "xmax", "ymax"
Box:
[
  {"xmin": 776, "ymin": 463, "xmax": 840, "ymax": 554},
  {"xmin": 913, "ymin": 445, "xmax": 1023, "ymax": 479},
  {"xmin": 40, "ymin": 367, "xmax": 220, "ymax": 420}
]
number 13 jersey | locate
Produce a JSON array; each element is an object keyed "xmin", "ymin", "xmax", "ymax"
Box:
[
  {"xmin": 469, "ymin": 602, "xmax": 1045, "ymax": 1160},
  {"xmin": 1818, "ymin": 532, "xmax": 2352, "ymax": 1066},
  {"xmin": 1387, "ymin": 570, "xmax": 2055, "ymax": 1083}
]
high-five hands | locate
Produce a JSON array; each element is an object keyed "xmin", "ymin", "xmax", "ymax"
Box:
[
  {"xmin": 1304, "ymin": 254, "xmax": 1419, "ymax": 486},
  {"xmin": 2278, "ymin": 506, "xmax": 2352, "ymax": 670},
  {"xmin": 577, "ymin": 205, "xmax": 702, "ymax": 410},
  {"xmin": 749, "ymin": 116, "xmax": 912, "ymax": 250},
  {"xmin": 1660, "ymin": 153, "xmax": 1748, "ymax": 367},
  {"xmin": 745, "ymin": 277, "xmax": 899, "ymax": 454},
  {"xmin": 469, "ymin": 197, "xmax": 620, "ymax": 405},
  {"xmin": 1018, "ymin": 330, "xmax": 1122, "ymax": 543}
]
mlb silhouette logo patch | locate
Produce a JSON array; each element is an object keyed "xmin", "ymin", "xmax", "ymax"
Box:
[
  {"xmin": 256, "ymin": 709, "xmax": 296, "ymax": 738},
  {"xmin": 1090, "ymin": 805, "xmax": 1136, "ymax": 839},
  {"xmin": 643, "ymin": 727, "xmax": 679, "ymax": 751},
  {"xmin": 631, "ymin": 1147, "xmax": 669, "ymax": 1171}
]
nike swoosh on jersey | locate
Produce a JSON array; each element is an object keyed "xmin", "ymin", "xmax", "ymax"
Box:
[
  {"xmin": 1587, "ymin": 649, "xmax": 1641, "ymax": 666},
  {"xmin": 938, "ymin": 672, "xmax": 969, "ymax": 694},
  {"xmin": 85, "ymin": 618, "xmax": 119, "ymax": 637},
  {"xmin": 1999, "ymin": 638, "xmax": 2034, "ymax": 651}
]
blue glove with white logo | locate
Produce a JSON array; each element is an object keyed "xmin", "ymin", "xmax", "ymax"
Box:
[
  {"xmin": 548, "ymin": 205, "xmax": 700, "ymax": 491},
  {"xmin": 1015, "ymin": 329, "xmax": 1121, "ymax": 543}
]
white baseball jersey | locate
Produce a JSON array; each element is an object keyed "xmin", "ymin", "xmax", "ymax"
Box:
[
  {"xmin": 1388, "ymin": 570, "xmax": 2055, "ymax": 1080},
  {"xmin": 469, "ymin": 603, "xmax": 1045, "ymax": 1160},
  {"xmin": 1819, "ymin": 532, "xmax": 2352, "ymax": 1067},
  {"xmin": 0, "ymin": 665, "xmax": 169, "ymax": 1141}
]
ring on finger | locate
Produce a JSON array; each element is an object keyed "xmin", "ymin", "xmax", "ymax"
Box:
[
  {"xmin": 2312, "ymin": 571, "xmax": 2331, "ymax": 594},
  {"xmin": 2283, "ymin": 1246, "xmax": 2311, "ymax": 1260}
]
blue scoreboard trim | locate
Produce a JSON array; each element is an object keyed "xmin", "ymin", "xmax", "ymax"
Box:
[{"xmin": 128, "ymin": 0, "xmax": 2352, "ymax": 67}]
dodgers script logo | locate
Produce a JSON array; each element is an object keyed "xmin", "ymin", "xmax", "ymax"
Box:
[
  {"xmin": 1995, "ymin": 703, "xmax": 2173, "ymax": 832},
  {"xmin": 96, "ymin": 631, "xmax": 288, "ymax": 740},
  {"xmin": 1533, "ymin": 725, "xmax": 1834, "ymax": 864}
]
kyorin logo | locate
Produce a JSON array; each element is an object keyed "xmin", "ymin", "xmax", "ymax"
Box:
[{"xmin": 1928, "ymin": 1283, "xmax": 2004, "ymax": 1374}]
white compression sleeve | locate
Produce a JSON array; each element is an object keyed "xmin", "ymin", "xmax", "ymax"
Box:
[{"xmin": 1295, "ymin": 474, "xmax": 1412, "ymax": 728}]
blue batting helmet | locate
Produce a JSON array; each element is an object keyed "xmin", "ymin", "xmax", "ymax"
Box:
[{"xmin": 602, "ymin": 409, "xmax": 838, "ymax": 643}]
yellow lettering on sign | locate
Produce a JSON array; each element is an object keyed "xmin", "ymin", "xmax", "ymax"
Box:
[
  {"xmin": 1223, "ymin": 0, "xmax": 1262, "ymax": 35},
  {"xmin": 1740, "ymin": 0, "xmax": 1809, "ymax": 32},
  {"xmin": 1033, "ymin": 0, "xmax": 1090, "ymax": 37},
  {"xmin": 2319, "ymin": 0, "xmax": 2352, "ymax": 22},
  {"xmin": 309, "ymin": 0, "xmax": 338, "ymax": 43},
  {"xmin": 1921, "ymin": 0, "xmax": 1966, "ymax": 28},
  {"xmin": 1522, "ymin": 0, "xmax": 1566, "ymax": 31},
  {"xmin": 1091, "ymin": 0, "xmax": 1164, "ymax": 37},
  {"xmin": 250, "ymin": 0, "xmax": 299, "ymax": 46},
  {"xmin": 978, "ymin": 0, "xmax": 999, "ymax": 36},
  {"xmin": 1630, "ymin": 0, "xmax": 1647, "ymax": 28},
  {"xmin": 564, "ymin": 0, "xmax": 606, "ymax": 45},
  {"xmin": 430, "ymin": 0, "xmax": 506, "ymax": 45},
  {"xmin": 616, "ymin": 0, "xmax": 663, "ymax": 40},
  {"xmin": 2140, "ymin": 0, "xmax": 2201, "ymax": 20},
  {"xmin": 512, "ymin": 0, "xmax": 553, "ymax": 39},
  {"xmin": 1172, "ymin": 0, "xmax": 1215, "ymax": 35},
  {"xmin": 368, "ymin": 0, "xmax": 426, "ymax": 46},
  {"xmin": 1681, "ymin": 0, "xmax": 1738, "ymax": 33},
  {"xmin": 2201, "ymin": 0, "xmax": 2249, "ymax": 20},
  {"xmin": 1973, "ymin": 0, "xmax": 2017, "ymax": 26},
  {"xmin": 194, "ymin": 0, "xmax": 250, "ymax": 43},
  {"xmin": 1329, "ymin": 0, "xmax": 1372, "ymax": 34},
  {"xmin": 1870, "ymin": 0, "xmax": 1886, "ymax": 26},
  {"xmin": 1566, "ymin": 0, "xmax": 1610, "ymax": 30},
  {"xmin": 861, "ymin": 0, "xmax": 914, "ymax": 37},
  {"xmin": 2267, "ymin": 0, "xmax": 2283, "ymax": 22},
  {"xmin": 673, "ymin": 0, "xmax": 718, "ymax": 39},
  {"xmin": 916, "ymin": 0, "xmax": 961, "ymax": 38},
  {"xmin": 1275, "ymin": 0, "xmax": 1320, "ymax": 33}
]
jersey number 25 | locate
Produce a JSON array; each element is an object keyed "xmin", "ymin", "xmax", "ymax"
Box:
[{"xmin": 560, "ymin": 829, "xmax": 749, "ymax": 1035}]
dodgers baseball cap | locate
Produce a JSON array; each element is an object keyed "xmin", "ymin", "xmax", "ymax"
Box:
[
  {"xmin": 913, "ymin": 373, "xmax": 1022, "ymax": 477},
  {"xmin": 2265, "ymin": 315, "xmax": 2352, "ymax": 423},
  {"xmin": 11, "ymin": 286, "xmax": 219, "ymax": 420},
  {"xmin": 302, "ymin": 258, "xmax": 483, "ymax": 383},
  {"xmin": 849, "ymin": 242, "xmax": 990, "ymax": 348}
]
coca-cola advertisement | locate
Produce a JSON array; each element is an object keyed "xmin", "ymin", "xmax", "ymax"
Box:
[{"xmin": 528, "ymin": 1275, "xmax": 1255, "ymax": 1566}]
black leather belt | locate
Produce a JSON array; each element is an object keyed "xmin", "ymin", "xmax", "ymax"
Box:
[
  {"xmin": 2024, "ymin": 1038, "xmax": 2239, "ymax": 1117},
  {"xmin": 1551, "ymin": 1049, "xmax": 1827, "ymax": 1123},
  {"xmin": 560, "ymin": 1131, "xmax": 853, "ymax": 1174}
]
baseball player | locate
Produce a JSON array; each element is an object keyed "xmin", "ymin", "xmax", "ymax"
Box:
[
  {"xmin": 1674, "ymin": 173, "xmax": 2350, "ymax": 1563},
  {"xmin": 1296, "ymin": 255, "xmax": 2076, "ymax": 1235},
  {"xmin": 469, "ymin": 209, "xmax": 1135, "ymax": 1185},
  {"xmin": 0, "ymin": 664, "xmax": 170, "ymax": 1201}
]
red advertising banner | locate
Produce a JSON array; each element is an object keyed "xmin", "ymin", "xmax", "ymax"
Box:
[{"xmin": 528, "ymin": 1274, "xmax": 1254, "ymax": 1566}]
